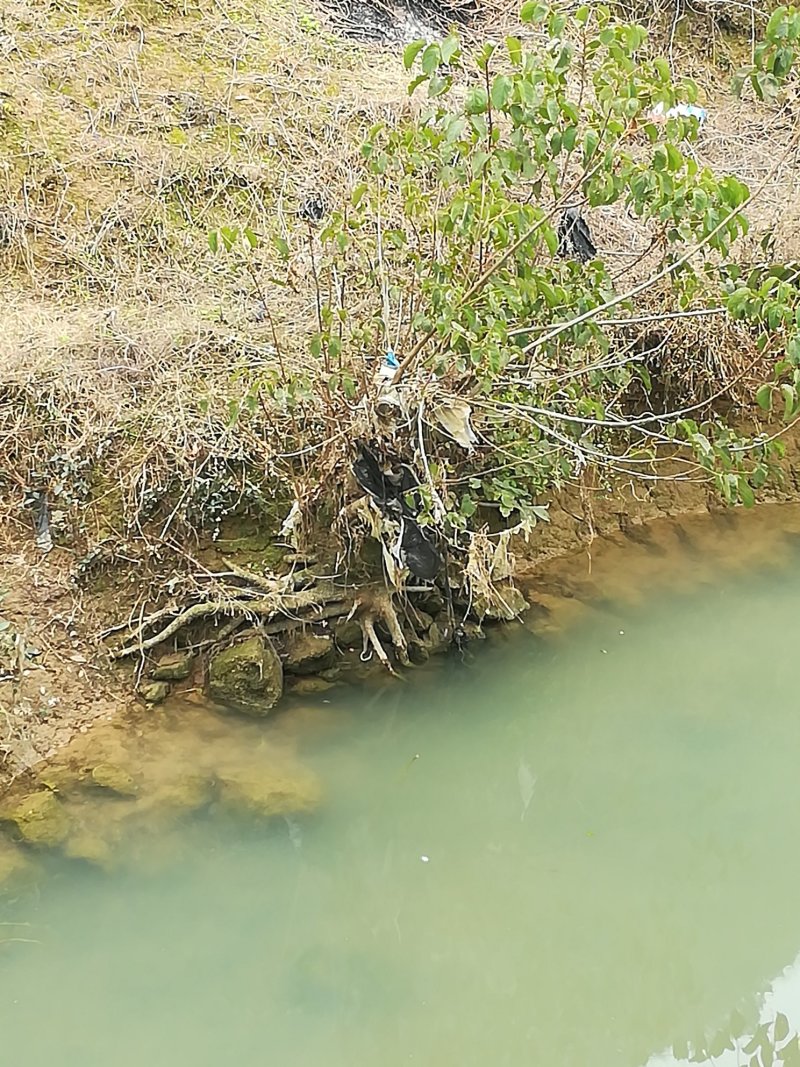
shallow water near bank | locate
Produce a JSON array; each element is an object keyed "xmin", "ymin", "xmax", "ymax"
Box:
[{"xmin": 4, "ymin": 507, "xmax": 800, "ymax": 1066}]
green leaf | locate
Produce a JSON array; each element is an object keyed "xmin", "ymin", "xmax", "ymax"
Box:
[
  {"xmin": 440, "ymin": 34, "xmax": 460, "ymax": 64},
  {"xmin": 243, "ymin": 226, "xmax": 259, "ymax": 249},
  {"xmin": 207, "ymin": 229, "xmax": 219, "ymax": 253},
  {"xmin": 272, "ymin": 236, "xmax": 290, "ymax": 260},
  {"xmin": 220, "ymin": 225, "xmax": 238, "ymax": 252},
  {"xmin": 505, "ymin": 35, "xmax": 522, "ymax": 65},
  {"xmin": 491, "ymin": 75, "xmax": 513, "ymax": 109},
  {"xmin": 520, "ymin": 0, "xmax": 549, "ymax": 24},
  {"xmin": 403, "ymin": 39, "xmax": 426, "ymax": 69},
  {"xmin": 421, "ymin": 44, "xmax": 441, "ymax": 76},
  {"xmin": 738, "ymin": 476, "xmax": 755, "ymax": 508},
  {"xmin": 755, "ymin": 383, "xmax": 773, "ymax": 411}
]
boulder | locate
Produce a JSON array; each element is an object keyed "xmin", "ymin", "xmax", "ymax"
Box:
[
  {"xmin": 91, "ymin": 763, "xmax": 138, "ymax": 798},
  {"xmin": 138, "ymin": 681, "xmax": 170, "ymax": 705},
  {"xmin": 0, "ymin": 791, "xmax": 70, "ymax": 847},
  {"xmin": 282, "ymin": 632, "xmax": 335, "ymax": 675},
  {"xmin": 151, "ymin": 651, "xmax": 195, "ymax": 681},
  {"xmin": 217, "ymin": 767, "xmax": 321, "ymax": 819},
  {"xmin": 208, "ymin": 635, "xmax": 283, "ymax": 715}
]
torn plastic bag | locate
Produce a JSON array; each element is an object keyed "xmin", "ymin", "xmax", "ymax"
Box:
[{"xmin": 432, "ymin": 399, "xmax": 478, "ymax": 451}]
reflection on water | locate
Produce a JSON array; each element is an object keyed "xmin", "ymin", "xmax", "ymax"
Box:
[{"xmin": 3, "ymin": 507, "xmax": 800, "ymax": 1065}]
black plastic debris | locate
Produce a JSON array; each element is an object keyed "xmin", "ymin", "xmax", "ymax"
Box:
[
  {"xmin": 557, "ymin": 207, "xmax": 597, "ymax": 263},
  {"xmin": 352, "ymin": 442, "xmax": 441, "ymax": 579},
  {"xmin": 24, "ymin": 488, "xmax": 53, "ymax": 553},
  {"xmin": 399, "ymin": 516, "xmax": 441, "ymax": 580},
  {"xmin": 298, "ymin": 195, "xmax": 326, "ymax": 224}
]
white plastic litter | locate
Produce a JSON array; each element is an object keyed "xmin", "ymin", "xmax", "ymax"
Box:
[{"xmin": 649, "ymin": 101, "xmax": 707, "ymax": 125}]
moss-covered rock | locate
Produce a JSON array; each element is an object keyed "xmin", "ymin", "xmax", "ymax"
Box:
[
  {"xmin": 91, "ymin": 763, "xmax": 139, "ymax": 797},
  {"xmin": 152, "ymin": 651, "xmax": 195, "ymax": 681},
  {"xmin": 0, "ymin": 791, "xmax": 70, "ymax": 847},
  {"xmin": 217, "ymin": 767, "xmax": 321, "ymax": 818},
  {"xmin": 208, "ymin": 635, "xmax": 283, "ymax": 715},
  {"xmin": 138, "ymin": 680, "xmax": 170, "ymax": 704},
  {"xmin": 282, "ymin": 632, "xmax": 335, "ymax": 675}
]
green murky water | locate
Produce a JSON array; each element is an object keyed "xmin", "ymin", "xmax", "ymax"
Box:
[{"xmin": 3, "ymin": 511, "xmax": 800, "ymax": 1066}]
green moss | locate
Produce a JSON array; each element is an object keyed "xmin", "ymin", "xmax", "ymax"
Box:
[{"xmin": 0, "ymin": 791, "xmax": 71, "ymax": 848}]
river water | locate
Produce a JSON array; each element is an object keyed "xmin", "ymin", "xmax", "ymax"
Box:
[{"xmin": 2, "ymin": 508, "xmax": 800, "ymax": 1066}]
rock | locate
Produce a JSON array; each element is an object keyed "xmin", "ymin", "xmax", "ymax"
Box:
[
  {"xmin": 91, "ymin": 763, "xmax": 138, "ymax": 797},
  {"xmin": 420, "ymin": 621, "xmax": 452, "ymax": 656},
  {"xmin": 208, "ymin": 635, "xmax": 283, "ymax": 716},
  {"xmin": 0, "ymin": 840, "xmax": 32, "ymax": 887},
  {"xmin": 288, "ymin": 676, "xmax": 334, "ymax": 696},
  {"xmin": 282, "ymin": 632, "xmax": 335, "ymax": 675},
  {"xmin": 409, "ymin": 608, "xmax": 434, "ymax": 634},
  {"xmin": 407, "ymin": 642, "xmax": 429, "ymax": 666},
  {"xmin": 151, "ymin": 651, "xmax": 195, "ymax": 681},
  {"xmin": 138, "ymin": 681, "xmax": 170, "ymax": 705},
  {"xmin": 64, "ymin": 831, "xmax": 114, "ymax": 869},
  {"xmin": 411, "ymin": 588, "xmax": 445, "ymax": 616},
  {"xmin": 0, "ymin": 791, "xmax": 70, "ymax": 847},
  {"xmin": 334, "ymin": 618, "xmax": 361, "ymax": 648},
  {"xmin": 149, "ymin": 775, "xmax": 214, "ymax": 815},
  {"xmin": 217, "ymin": 767, "xmax": 321, "ymax": 819},
  {"xmin": 472, "ymin": 584, "xmax": 529, "ymax": 622}
]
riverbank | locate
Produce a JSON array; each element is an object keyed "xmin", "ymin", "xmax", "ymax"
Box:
[
  {"xmin": 4, "ymin": 433, "xmax": 800, "ymax": 790},
  {"xmin": 4, "ymin": 0, "xmax": 800, "ymax": 783}
]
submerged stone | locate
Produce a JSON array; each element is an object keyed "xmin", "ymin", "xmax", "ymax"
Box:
[
  {"xmin": 282, "ymin": 632, "xmax": 335, "ymax": 675},
  {"xmin": 208, "ymin": 635, "xmax": 283, "ymax": 715},
  {"xmin": 138, "ymin": 681, "xmax": 170, "ymax": 705},
  {"xmin": 217, "ymin": 767, "xmax": 321, "ymax": 819},
  {"xmin": 149, "ymin": 774, "xmax": 214, "ymax": 815},
  {"xmin": 0, "ymin": 839, "xmax": 32, "ymax": 887},
  {"xmin": 288, "ymin": 676, "xmax": 334, "ymax": 696},
  {"xmin": 64, "ymin": 831, "xmax": 114, "ymax": 869},
  {"xmin": 0, "ymin": 791, "xmax": 70, "ymax": 847},
  {"xmin": 152, "ymin": 651, "xmax": 195, "ymax": 681},
  {"xmin": 91, "ymin": 763, "xmax": 139, "ymax": 797}
]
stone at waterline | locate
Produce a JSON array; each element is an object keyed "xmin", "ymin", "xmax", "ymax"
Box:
[
  {"xmin": 282, "ymin": 631, "xmax": 335, "ymax": 675},
  {"xmin": 0, "ymin": 790, "xmax": 70, "ymax": 847},
  {"xmin": 288, "ymin": 676, "xmax": 335, "ymax": 696},
  {"xmin": 138, "ymin": 680, "xmax": 170, "ymax": 705},
  {"xmin": 207, "ymin": 635, "xmax": 283, "ymax": 715},
  {"xmin": 91, "ymin": 763, "xmax": 138, "ymax": 798},
  {"xmin": 151, "ymin": 651, "xmax": 195, "ymax": 681}
]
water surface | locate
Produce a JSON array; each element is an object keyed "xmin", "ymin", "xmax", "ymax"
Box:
[{"xmin": 3, "ymin": 508, "xmax": 800, "ymax": 1066}]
